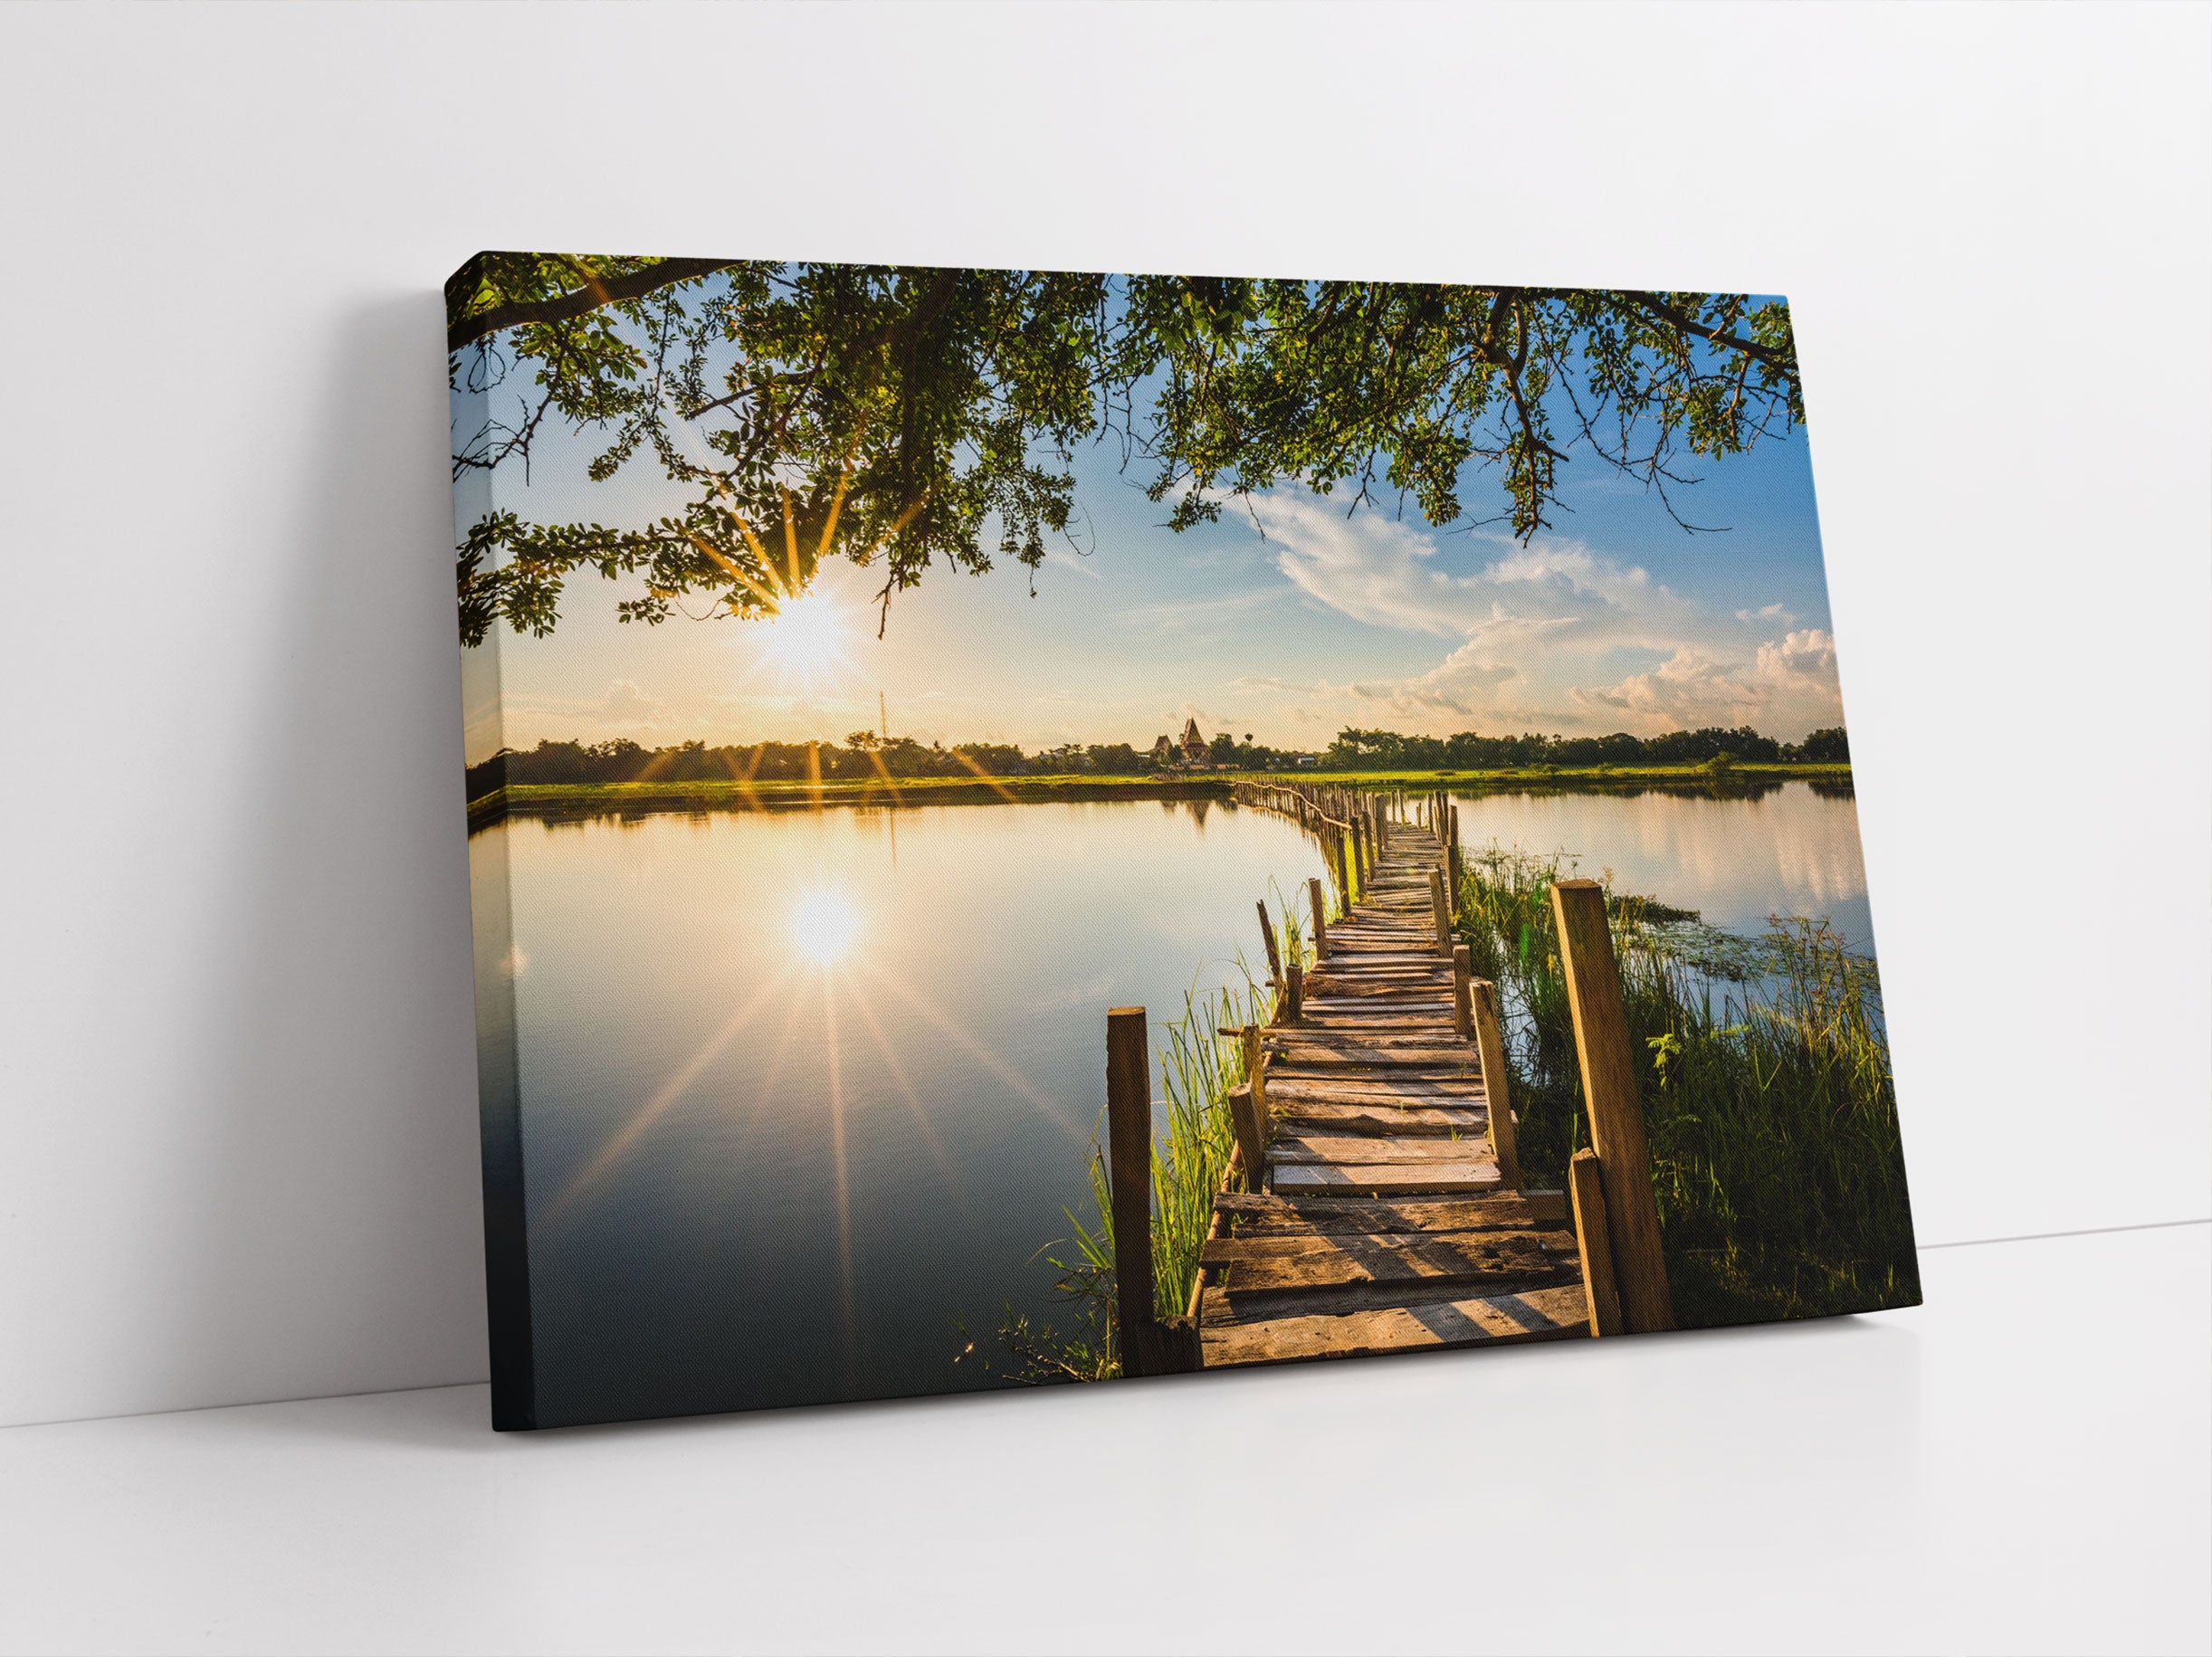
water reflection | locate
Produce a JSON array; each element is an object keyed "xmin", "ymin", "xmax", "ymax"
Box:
[
  {"xmin": 1447, "ymin": 782, "xmax": 1874, "ymax": 949},
  {"xmin": 791, "ymin": 888, "xmax": 862, "ymax": 966},
  {"xmin": 474, "ymin": 781, "xmax": 1875, "ymax": 1424}
]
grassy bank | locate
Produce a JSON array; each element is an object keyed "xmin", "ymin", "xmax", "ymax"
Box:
[
  {"xmin": 1454, "ymin": 848, "xmax": 1918, "ymax": 1327},
  {"xmin": 469, "ymin": 762, "xmax": 1853, "ymax": 826},
  {"xmin": 469, "ymin": 774, "xmax": 1236, "ymax": 824}
]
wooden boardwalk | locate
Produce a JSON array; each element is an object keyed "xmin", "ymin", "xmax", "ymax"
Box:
[
  {"xmin": 1187, "ymin": 795, "xmax": 1595, "ymax": 1368},
  {"xmin": 1105, "ymin": 779, "xmax": 1673, "ymax": 1379}
]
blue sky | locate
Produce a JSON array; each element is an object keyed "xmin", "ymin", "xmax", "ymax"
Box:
[{"xmin": 466, "ymin": 297, "xmax": 1847, "ymax": 761}]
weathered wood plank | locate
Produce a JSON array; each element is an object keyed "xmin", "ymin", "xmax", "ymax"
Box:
[
  {"xmin": 1265, "ymin": 1046, "xmax": 1479, "ymax": 1070},
  {"xmin": 1272, "ymin": 1159, "xmax": 1502, "ymax": 1195},
  {"xmin": 1265, "ymin": 1102, "xmax": 1486, "ymax": 1136},
  {"xmin": 1264, "ymin": 1066, "xmax": 1483, "ymax": 1085},
  {"xmin": 1260, "ymin": 1077, "xmax": 1483, "ymax": 1102},
  {"xmin": 1198, "ymin": 1283, "xmax": 1590, "ymax": 1366},
  {"xmin": 1204, "ymin": 1226, "xmax": 1578, "ymax": 1275},
  {"xmin": 1265, "ymin": 1030, "xmax": 1473, "ymax": 1052},
  {"xmin": 1271, "ymin": 1132, "xmax": 1500, "ymax": 1165},
  {"xmin": 1213, "ymin": 1189, "xmax": 1568, "ymax": 1233}
]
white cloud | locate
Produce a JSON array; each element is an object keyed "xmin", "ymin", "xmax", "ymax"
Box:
[
  {"xmin": 602, "ymin": 679, "xmax": 664, "ymax": 722},
  {"xmin": 1569, "ymin": 630, "xmax": 1843, "ymax": 735},
  {"xmin": 1237, "ymin": 488, "xmax": 1841, "ymax": 737}
]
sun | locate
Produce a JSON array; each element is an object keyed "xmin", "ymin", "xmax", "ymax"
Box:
[
  {"xmin": 758, "ymin": 590, "xmax": 851, "ymax": 687},
  {"xmin": 791, "ymin": 887, "xmax": 862, "ymax": 967}
]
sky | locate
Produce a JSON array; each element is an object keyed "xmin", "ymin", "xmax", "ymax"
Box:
[{"xmin": 463, "ymin": 303, "xmax": 1847, "ymax": 764}]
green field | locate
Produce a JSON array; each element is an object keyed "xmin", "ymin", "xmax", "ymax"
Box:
[{"xmin": 468, "ymin": 762, "xmax": 1852, "ymax": 822}]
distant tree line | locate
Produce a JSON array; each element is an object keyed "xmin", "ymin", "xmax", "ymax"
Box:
[
  {"xmin": 467, "ymin": 723, "xmax": 1846, "ymax": 799},
  {"xmin": 1320, "ymin": 724, "xmax": 1849, "ymax": 771}
]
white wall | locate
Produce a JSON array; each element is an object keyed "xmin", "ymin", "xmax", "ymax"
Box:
[{"xmin": 2, "ymin": 2, "xmax": 2206, "ymax": 1428}]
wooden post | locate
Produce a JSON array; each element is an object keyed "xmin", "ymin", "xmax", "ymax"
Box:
[
  {"xmin": 1105, "ymin": 1007, "xmax": 1199, "ymax": 1376},
  {"xmin": 1470, "ymin": 978, "xmax": 1518, "ymax": 1190},
  {"xmin": 1225, "ymin": 1084, "xmax": 1266, "ymax": 1195},
  {"xmin": 1451, "ymin": 943, "xmax": 1473, "ymax": 1039},
  {"xmin": 1549, "ymin": 880, "xmax": 1674, "ymax": 1333},
  {"xmin": 1309, "ymin": 876, "xmax": 1330, "ymax": 958},
  {"xmin": 1568, "ymin": 1148, "xmax": 1622, "ymax": 1337},
  {"xmin": 1428, "ymin": 868, "xmax": 1452, "ymax": 957},
  {"xmin": 1239, "ymin": 1024, "xmax": 1270, "ymax": 1186},
  {"xmin": 1255, "ymin": 899, "xmax": 1282, "ymax": 989},
  {"xmin": 1284, "ymin": 960, "xmax": 1303, "ymax": 1022},
  {"xmin": 1105, "ymin": 1008, "xmax": 1158, "ymax": 1373}
]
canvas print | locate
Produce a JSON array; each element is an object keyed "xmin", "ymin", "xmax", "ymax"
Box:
[{"xmin": 451, "ymin": 256, "xmax": 1916, "ymax": 1430}]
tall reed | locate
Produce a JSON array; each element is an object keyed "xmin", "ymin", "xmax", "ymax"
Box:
[
  {"xmin": 1456, "ymin": 846, "xmax": 1919, "ymax": 1325},
  {"xmin": 990, "ymin": 969, "xmax": 1268, "ymax": 1382}
]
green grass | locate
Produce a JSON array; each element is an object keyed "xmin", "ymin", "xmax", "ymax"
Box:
[
  {"xmin": 1455, "ymin": 846, "xmax": 1919, "ymax": 1327},
  {"xmin": 469, "ymin": 763, "xmax": 1851, "ymax": 825}
]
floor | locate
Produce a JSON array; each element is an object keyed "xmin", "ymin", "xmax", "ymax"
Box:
[{"xmin": 1, "ymin": 1223, "xmax": 2204, "ymax": 1656}]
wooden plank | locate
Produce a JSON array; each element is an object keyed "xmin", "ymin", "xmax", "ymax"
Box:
[
  {"xmin": 1272, "ymin": 1160, "xmax": 1502, "ymax": 1195},
  {"xmin": 1264, "ymin": 1030, "xmax": 1472, "ymax": 1052},
  {"xmin": 1265, "ymin": 1102, "xmax": 1486, "ymax": 1136},
  {"xmin": 1551, "ymin": 881, "xmax": 1673, "ymax": 1333},
  {"xmin": 1204, "ymin": 1227, "xmax": 1578, "ymax": 1279},
  {"xmin": 1265, "ymin": 1046, "xmax": 1479, "ymax": 1070},
  {"xmin": 1271, "ymin": 1133, "xmax": 1500, "ymax": 1165},
  {"xmin": 1270, "ymin": 1008, "xmax": 1456, "ymax": 1027},
  {"xmin": 1260, "ymin": 1076, "xmax": 1483, "ymax": 1101},
  {"xmin": 1213, "ymin": 1189, "xmax": 1569, "ymax": 1233},
  {"xmin": 1199, "ymin": 1283, "xmax": 1590, "ymax": 1367},
  {"xmin": 1265, "ymin": 1067, "xmax": 1482, "ymax": 1085},
  {"xmin": 1206, "ymin": 1268, "xmax": 1582, "ymax": 1323}
]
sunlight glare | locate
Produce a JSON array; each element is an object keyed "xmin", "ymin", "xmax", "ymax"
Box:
[
  {"xmin": 759, "ymin": 591, "xmax": 850, "ymax": 685},
  {"xmin": 791, "ymin": 887, "xmax": 862, "ymax": 967}
]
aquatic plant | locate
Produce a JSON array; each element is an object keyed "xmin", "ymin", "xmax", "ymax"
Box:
[
  {"xmin": 987, "ymin": 971, "xmax": 1266, "ymax": 1382},
  {"xmin": 1454, "ymin": 845, "xmax": 1918, "ymax": 1326}
]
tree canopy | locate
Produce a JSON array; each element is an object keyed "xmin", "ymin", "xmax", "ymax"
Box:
[{"xmin": 449, "ymin": 255, "xmax": 1803, "ymax": 648}]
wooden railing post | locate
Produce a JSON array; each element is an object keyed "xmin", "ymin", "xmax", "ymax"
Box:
[
  {"xmin": 1451, "ymin": 944, "xmax": 1473, "ymax": 1038},
  {"xmin": 1254, "ymin": 900, "xmax": 1282, "ymax": 991},
  {"xmin": 1105, "ymin": 1008, "xmax": 1158, "ymax": 1373},
  {"xmin": 1106, "ymin": 1007, "xmax": 1199, "ymax": 1376},
  {"xmin": 1284, "ymin": 960, "xmax": 1303, "ymax": 1022},
  {"xmin": 1549, "ymin": 881, "xmax": 1674, "ymax": 1333},
  {"xmin": 1469, "ymin": 977, "xmax": 1519, "ymax": 1190},
  {"xmin": 1235, "ymin": 1024, "xmax": 1270, "ymax": 1188},
  {"xmin": 1309, "ymin": 876, "xmax": 1330, "ymax": 958},
  {"xmin": 1428, "ymin": 868, "xmax": 1452, "ymax": 957},
  {"xmin": 1568, "ymin": 1148, "xmax": 1623, "ymax": 1337}
]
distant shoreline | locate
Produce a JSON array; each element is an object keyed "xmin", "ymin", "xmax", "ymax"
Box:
[{"xmin": 466, "ymin": 763, "xmax": 1852, "ymax": 828}]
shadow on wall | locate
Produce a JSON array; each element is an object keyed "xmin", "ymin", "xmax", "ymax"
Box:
[{"xmin": 143, "ymin": 291, "xmax": 487, "ymax": 1418}]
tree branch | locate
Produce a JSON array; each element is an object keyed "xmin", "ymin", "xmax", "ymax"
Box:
[
  {"xmin": 447, "ymin": 257, "xmax": 738, "ymax": 352},
  {"xmin": 1617, "ymin": 292, "xmax": 1788, "ymax": 367}
]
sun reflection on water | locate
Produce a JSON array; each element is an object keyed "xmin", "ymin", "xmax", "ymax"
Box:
[{"xmin": 791, "ymin": 887, "xmax": 862, "ymax": 966}]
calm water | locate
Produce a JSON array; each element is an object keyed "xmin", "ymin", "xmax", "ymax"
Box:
[
  {"xmin": 1447, "ymin": 781, "xmax": 1875, "ymax": 950},
  {"xmin": 471, "ymin": 782, "xmax": 1872, "ymax": 1424}
]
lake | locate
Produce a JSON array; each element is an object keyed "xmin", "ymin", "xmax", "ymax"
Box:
[{"xmin": 471, "ymin": 780, "xmax": 1873, "ymax": 1424}]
